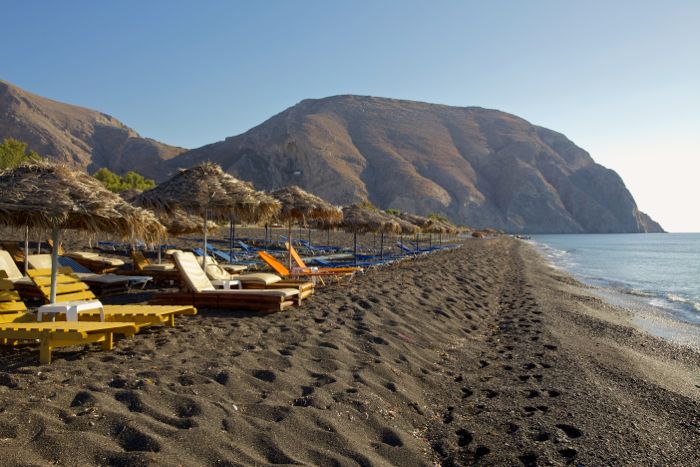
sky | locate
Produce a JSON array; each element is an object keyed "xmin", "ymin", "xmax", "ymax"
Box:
[{"xmin": 1, "ymin": 1, "xmax": 698, "ymax": 231}]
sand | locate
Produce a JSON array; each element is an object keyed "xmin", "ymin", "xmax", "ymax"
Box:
[{"xmin": 0, "ymin": 237, "xmax": 698, "ymax": 466}]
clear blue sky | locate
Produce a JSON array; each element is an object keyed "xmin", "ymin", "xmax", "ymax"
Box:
[{"xmin": 2, "ymin": 1, "xmax": 698, "ymax": 231}]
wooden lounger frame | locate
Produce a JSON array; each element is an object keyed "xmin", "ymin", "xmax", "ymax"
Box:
[
  {"xmin": 149, "ymin": 291, "xmax": 296, "ymax": 313},
  {"xmin": 0, "ymin": 278, "xmax": 138, "ymax": 364},
  {"xmin": 0, "ymin": 320, "xmax": 137, "ymax": 364}
]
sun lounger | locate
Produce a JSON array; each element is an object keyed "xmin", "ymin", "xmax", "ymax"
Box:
[
  {"xmin": 0, "ymin": 278, "xmax": 138, "ymax": 364},
  {"xmin": 193, "ymin": 252, "xmax": 314, "ymax": 299},
  {"xmin": 27, "ymin": 254, "xmax": 142, "ymax": 295},
  {"xmin": 25, "ymin": 268, "xmax": 197, "ymax": 330},
  {"xmin": 298, "ymin": 239, "xmax": 343, "ymax": 254},
  {"xmin": 0, "ymin": 250, "xmax": 44, "ymax": 299},
  {"xmin": 193, "ymin": 249, "xmax": 251, "ymax": 273},
  {"xmin": 150, "ymin": 251, "xmax": 302, "ymax": 312},
  {"xmin": 124, "ymin": 250, "xmax": 181, "ymax": 283},
  {"xmin": 396, "ymin": 242, "xmax": 430, "ymax": 255},
  {"xmin": 257, "ymin": 251, "xmax": 355, "ymax": 285},
  {"xmin": 0, "ymin": 242, "xmax": 24, "ymax": 263},
  {"xmin": 62, "ymin": 251, "xmax": 125, "ymax": 274},
  {"xmin": 285, "ymin": 242, "xmax": 362, "ymax": 274}
]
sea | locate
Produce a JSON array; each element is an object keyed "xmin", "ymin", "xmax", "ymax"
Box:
[{"xmin": 531, "ymin": 233, "xmax": 700, "ymax": 350}]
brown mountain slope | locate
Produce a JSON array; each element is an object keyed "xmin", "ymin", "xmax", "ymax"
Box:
[
  {"xmin": 0, "ymin": 80, "xmax": 185, "ymax": 178},
  {"xmin": 167, "ymin": 95, "xmax": 663, "ymax": 234}
]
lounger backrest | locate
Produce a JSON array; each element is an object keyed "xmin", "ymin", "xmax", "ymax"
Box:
[
  {"xmin": 26, "ymin": 267, "xmax": 97, "ymax": 303},
  {"xmin": 173, "ymin": 251, "xmax": 215, "ymax": 292},
  {"xmin": 0, "ymin": 250, "xmax": 23, "ymax": 281},
  {"xmin": 257, "ymin": 251, "xmax": 290, "ymax": 276},
  {"xmin": 0, "ymin": 277, "xmax": 27, "ymax": 315},
  {"xmin": 0, "ymin": 243, "xmax": 23, "ymax": 262},
  {"xmin": 27, "ymin": 254, "xmax": 52, "ymax": 270},
  {"xmin": 285, "ymin": 242, "xmax": 308, "ymax": 268}
]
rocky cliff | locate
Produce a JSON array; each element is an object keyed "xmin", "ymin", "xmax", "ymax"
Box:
[{"xmin": 167, "ymin": 95, "xmax": 663, "ymax": 233}]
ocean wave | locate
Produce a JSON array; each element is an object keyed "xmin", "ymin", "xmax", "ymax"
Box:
[{"xmin": 665, "ymin": 293, "xmax": 700, "ymax": 313}]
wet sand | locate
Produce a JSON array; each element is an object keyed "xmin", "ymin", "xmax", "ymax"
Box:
[{"xmin": 0, "ymin": 237, "xmax": 698, "ymax": 466}]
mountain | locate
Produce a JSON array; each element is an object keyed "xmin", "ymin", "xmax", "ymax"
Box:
[
  {"xmin": 0, "ymin": 80, "xmax": 185, "ymax": 178},
  {"xmin": 166, "ymin": 95, "xmax": 663, "ymax": 234}
]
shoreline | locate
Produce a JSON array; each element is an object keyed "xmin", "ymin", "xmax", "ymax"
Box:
[
  {"xmin": 529, "ymin": 237, "xmax": 700, "ymax": 352},
  {"xmin": 0, "ymin": 237, "xmax": 698, "ymax": 465}
]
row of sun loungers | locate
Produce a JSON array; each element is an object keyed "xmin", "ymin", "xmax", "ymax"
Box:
[{"xmin": 0, "ymin": 233, "xmax": 456, "ymax": 364}]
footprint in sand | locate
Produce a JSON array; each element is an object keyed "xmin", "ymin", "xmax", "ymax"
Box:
[
  {"xmin": 556, "ymin": 424, "xmax": 583, "ymax": 439},
  {"xmin": 455, "ymin": 428, "xmax": 473, "ymax": 447},
  {"xmin": 112, "ymin": 424, "xmax": 161, "ymax": 452},
  {"xmin": 380, "ymin": 429, "xmax": 403, "ymax": 447},
  {"xmin": 252, "ymin": 369, "xmax": 276, "ymax": 382}
]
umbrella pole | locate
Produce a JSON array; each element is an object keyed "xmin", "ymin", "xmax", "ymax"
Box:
[
  {"xmin": 380, "ymin": 232, "xmax": 384, "ymax": 260},
  {"xmin": 202, "ymin": 209, "xmax": 208, "ymax": 269},
  {"xmin": 49, "ymin": 227, "xmax": 60, "ymax": 304},
  {"xmin": 429, "ymin": 233, "xmax": 432, "ymax": 250},
  {"xmin": 23, "ymin": 225, "xmax": 29, "ymax": 273},
  {"xmin": 400, "ymin": 234, "xmax": 404, "ymax": 255},
  {"xmin": 288, "ymin": 220, "xmax": 293, "ymax": 271},
  {"xmin": 308, "ymin": 227, "xmax": 311, "ymax": 248},
  {"xmin": 416, "ymin": 233, "xmax": 419, "ymax": 251},
  {"xmin": 232, "ymin": 222, "xmax": 237, "ymax": 259},
  {"xmin": 229, "ymin": 218, "xmax": 234, "ymax": 261},
  {"xmin": 353, "ymin": 230, "xmax": 358, "ymax": 266},
  {"xmin": 157, "ymin": 244, "xmax": 162, "ymax": 264},
  {"xmin": 326, "ymin": 228, "xmax": 330, "ymax": 246}
]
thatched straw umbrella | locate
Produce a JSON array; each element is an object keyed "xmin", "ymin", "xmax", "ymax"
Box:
[
  {"xmin": 342, "ymin": 204, "xmax": 401, "ymax": 264},
  {"xmin": 0, "ymin": 162, "xmax": 165, "ymax": 303},
  {"xmin": 224, "ymin": 181, "xmax": 279, "ymax": 261},
  {"xmin": 161, "ymin": 209, "xmax": 217, "ymax": 237},
  {"xmin": 270, "ymin": 186, "xmax": 342, "ymax": 270},
  {"xmin": 120, "ymin": 190, "xmax": 217, "ymax": 262},
  {"xmin": 384, "ymin": 211, "xmax": 421, "ymax": 255},
  {"xmin": 134, "ymin": 162, "xmax": 280, "ymax": 268},
  {"xmin": 394, "ymin": 212, "xmax": 433, "ymax": 251}
]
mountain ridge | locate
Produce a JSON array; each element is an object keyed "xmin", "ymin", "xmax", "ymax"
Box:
[
  {"xmin": 0, "ymin": 80, "xmax": 185, "ymax": 178},
  {"xmin": 165, "ymin": 95, "xmax": 663, "ymax": 234},
  {"xmin": 0, "ymin": 81, "xmax": 663, "ymax": 233}
]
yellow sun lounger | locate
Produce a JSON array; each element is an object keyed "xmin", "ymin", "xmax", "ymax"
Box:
[
  {"xmin": 0, "ymin": 279, "xmax": 137, "ymax": 364},
  {"xmin": 26, "ymin": 268, "xmax": 197, "ymax": 329},
  {"xmin": 0, "ymin": 319, "xmax": 137, "ymax": 364}
]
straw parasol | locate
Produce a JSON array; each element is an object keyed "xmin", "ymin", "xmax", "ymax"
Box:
[
  {"xmin": 224, "ymin": 180, "xmax": 279, "ymax": 261},
  {"xmin": 341, "ymin": 203, "xmax": 401, "ymax": 264},
  {"xmin": 270, "ymin": 186, "xmax": 342, "ymax": 270},
  {"xmin": 134, "ymin": 162, "xmax": 280, "ymax": 267},
  {"xmin": 0, "ymin": 161, "xmax": 165, "ymax": 302},
  {"xmin": 384, "ymin": 211, "xmax": 421, "ymax": 255},
  {"xmin": 162, "ymin": 209, "xmax": 218, "ymax": 237}
]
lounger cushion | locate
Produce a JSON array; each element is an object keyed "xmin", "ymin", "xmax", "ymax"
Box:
[
  {"xmin": 173, "ymin": 251, "xmax": 216, "ymax": 292},
  {"xmin": 232, "ymin": 273, "xmax": 282, "ymax": 286},
  {"xmin": 66, "ymin": 252, "xmax": 125, "ymax": 266},
  {"xmin": 27, "ymin": 254, "xmax": 52, "ymax": 270}
]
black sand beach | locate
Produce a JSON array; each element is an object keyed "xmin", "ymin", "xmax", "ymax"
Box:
[{"xmin": 0, "ymin": 237, "xmax": 698, "ymax": 466}]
